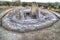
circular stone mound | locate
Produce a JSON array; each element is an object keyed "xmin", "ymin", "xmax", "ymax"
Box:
[{"xmin": 2, "ymin": 7, "xmax": 58, "ymax": 32}]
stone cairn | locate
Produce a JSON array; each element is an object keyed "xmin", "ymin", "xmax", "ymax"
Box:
[{"xmin": 1, "ymin": 2, "xmax": 58, "ymax": 32}]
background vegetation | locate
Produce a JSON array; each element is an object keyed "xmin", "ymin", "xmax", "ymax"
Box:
[
  {"xmin": 0, "ymin": 1, "xmax": 20, "ymax": 6},
  {"xmin": 0, "ymin": 1, "xmax": 60, "ymax": 8},
  {"xmin": 0, "ymin": 1, "xmax": 60, "ymax": 13}
]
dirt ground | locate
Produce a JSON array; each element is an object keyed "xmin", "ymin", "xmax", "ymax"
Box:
[{"xmin": 0, "ymin": 20, "xmax": 60, "ymax": 40}]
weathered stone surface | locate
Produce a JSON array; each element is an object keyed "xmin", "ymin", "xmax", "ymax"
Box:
[{"xmin": 0, "ymin": 8, "xmax": 13, "ymax": 26}]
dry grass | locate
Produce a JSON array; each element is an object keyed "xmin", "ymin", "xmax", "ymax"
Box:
[{"xmin": 0, "ymin": 6, "xmax": 16, "ymax": 8}]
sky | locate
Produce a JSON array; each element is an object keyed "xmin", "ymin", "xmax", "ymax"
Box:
[
  {"xmin": 0, "ymin": 0, "xmax": 12, "ymax": 2},
  {"xmin": 0, "ymin": 0, "xmax": 60, "ymax": 3}
]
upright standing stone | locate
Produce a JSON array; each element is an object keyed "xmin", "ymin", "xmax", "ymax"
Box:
[
  {"xmin": 36, "ymin": 9, "xmax": 43, "ymax": 18},
  {"xmin": 20, "ymin": 10, "xmax": 24, "ymax": 20}
]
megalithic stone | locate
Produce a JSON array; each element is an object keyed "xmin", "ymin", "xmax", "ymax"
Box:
[
  {"xmin": 31, "ymin": 2, "xmax": 43, "ymax": 18},
  {"xmin": 31, "ymin": 2, "xmax": 37, "ymax": 16},
  {"xmin": 20, "ymin": 10, "xmax": 24, "ymax": 20},
  {"xmin": 37, "ymin": 9, "xmax": 44, "ymax": 18}
]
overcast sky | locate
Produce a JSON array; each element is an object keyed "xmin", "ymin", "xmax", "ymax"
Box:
[{"xmin": 0, "ymin": 0, "xmax": 60, "ymax": 3}]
